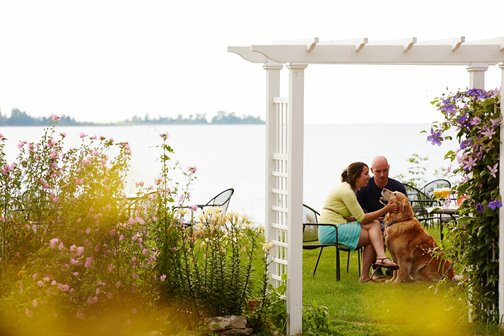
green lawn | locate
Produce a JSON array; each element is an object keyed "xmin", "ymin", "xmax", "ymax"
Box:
[{"xmin": 301, "ymin": 227, "xmax": 503, "ymax": 336}]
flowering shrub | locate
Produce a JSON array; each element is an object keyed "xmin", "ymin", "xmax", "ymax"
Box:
[
  {"xmin": 428, "ymin": 88, "xmax": 501, "ymax": 323},
  {"xmin": 0, "ymin": 122, "xmax": 163, "ymax": 327},
  {"xmin": 0, "ymin": 122, "xmax": 272, "ymax": 334}
]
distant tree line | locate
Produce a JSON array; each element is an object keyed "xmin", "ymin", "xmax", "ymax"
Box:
[{"xmin": 0, "ymin": 109, "xmax": 265, "ymax": 126}]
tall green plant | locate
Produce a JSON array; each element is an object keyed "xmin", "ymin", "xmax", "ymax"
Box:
[
  {"xmin": 156, "ymin": 208, "xmax": 263, "ymax": 319},
  {"xmin": 394, "ymin": 153, "xmax": 429, "ymax": 188},
  {"xmin": 428, "ymin": 88, "xmax": 501, "ymax": 323}
]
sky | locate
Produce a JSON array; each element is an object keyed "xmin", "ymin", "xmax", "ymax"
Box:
[{"xmin": 0, "ymin": 0, "xmax": 503, "ymax": 124}]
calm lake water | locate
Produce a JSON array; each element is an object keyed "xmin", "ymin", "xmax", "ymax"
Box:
[{"xmin": 1, "ymin": 124, "xmax": 455, "ymax": 224}]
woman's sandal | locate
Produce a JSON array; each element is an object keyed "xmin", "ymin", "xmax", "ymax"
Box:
[
  {"xmin": 359, "ymin": 277, "xmax": 374, "ymax": 283},
  {"xmin": 373, "ymin": 257, "xmax": 399, "ymax": 270}
]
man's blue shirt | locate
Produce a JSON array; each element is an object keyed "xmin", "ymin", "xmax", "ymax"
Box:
[{"xmin": 356, "ymin": 177, "xmax": 407, "ymax": 213}]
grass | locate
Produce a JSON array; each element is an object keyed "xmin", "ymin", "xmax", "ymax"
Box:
[{"xmin": 301, "ymin": 226, "xmax": 504, "ymax": 336}]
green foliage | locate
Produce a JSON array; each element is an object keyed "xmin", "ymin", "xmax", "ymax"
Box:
[
  {"xmin": 151, "ymin": 133, "xmax": 266, "ymax": 322},
  {"xmin": 302, "ymin": 301, "xmax": 330, "ymax": 335},
  {"xmin": 248, "ymin": 269, "xmax": 287, "ymax": 336},
  {"xmin": 394, "ymin": 153, "xmax": 429, "ymax": 187},
  {"xmin": 0, "ymin": 122, "xmax": 280, "ymax": 335},
  {"xmin": 1, "ymin": 108, "xmax": 265, "ymax": 126},
  {"xmin": 303, "ymin": 244, "xmax": 474, "ymax": 336},
  {"xmin": 428, "ymin": 88, "xmax": 501, "ymax": 323},
  {"xmin": 155, "ymin": 209, "xmax": 263, "ymax": 319},
  {"xmin": 0, "ymin": 123, "xmax": 162, "ymax": 324},
  {"xmin": 211, "ymin": 111, "xmax": 264, "ymax": 124}
]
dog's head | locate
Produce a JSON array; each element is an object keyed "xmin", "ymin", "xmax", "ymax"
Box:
[{"xmin": 381, "ymin": 188, "xmax": 415, "ymax": 224}]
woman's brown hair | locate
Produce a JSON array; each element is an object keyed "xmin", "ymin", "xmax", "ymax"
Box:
[{"xmin": 341, "ymin": 162, "xmax": 368, "ymax": 188}]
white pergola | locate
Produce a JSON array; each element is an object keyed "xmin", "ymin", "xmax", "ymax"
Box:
[{"xmin": 229, "ymin": 37, "xmax": 504, "ymax": 335}]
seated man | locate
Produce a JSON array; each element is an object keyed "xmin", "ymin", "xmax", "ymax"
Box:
[{"xmin": 356, "ymin": 155, "xmax": 407, "ymax": 278}]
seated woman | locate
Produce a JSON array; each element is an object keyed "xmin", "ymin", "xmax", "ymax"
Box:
[{"xmin": 318, "ymin": 161, "xmax": 398, "ymax": 282}]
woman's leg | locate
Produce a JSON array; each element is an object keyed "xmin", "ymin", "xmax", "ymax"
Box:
[
  {"xmin": 357, "ymin": 228, "xmax": 375, "ymax": 281},
  {"xmin": 360, "ymin": 245, "xmax": 376, "ymax": 281},
  {"xmin": 359, "ymin": 220, "xmax": 397, "ymax": 269},
  {"xmin": 360, "ymin": 220, "xmax": 387, "ymax": 259}
]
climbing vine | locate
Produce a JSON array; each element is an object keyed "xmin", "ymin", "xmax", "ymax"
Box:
[{"xmin": 428, "ymin": 88, "xmax": 501, "ymax": 323}]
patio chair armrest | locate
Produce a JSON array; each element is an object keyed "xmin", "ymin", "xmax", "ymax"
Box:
[
  {"xmin": 172, "ymin": 204, "xmax": 208, "ymax": 211},
  {"xmin": 303, "ymin": 223, "xmax": 338, "ymax": 228}
]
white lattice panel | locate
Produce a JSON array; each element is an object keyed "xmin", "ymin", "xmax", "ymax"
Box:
[{"xmin": 270, "ymin": 98, "xmax": 289, "ymax": 287}]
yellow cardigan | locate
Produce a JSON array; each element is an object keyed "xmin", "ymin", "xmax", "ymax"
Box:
[{"xmin": 319, "ymin": 182, "xmax": 366, "ymax": 224}]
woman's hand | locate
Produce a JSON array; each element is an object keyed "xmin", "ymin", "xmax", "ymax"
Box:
[{"xmin": 385, "ymin": 202, "xmax": 399, "ymax": 213}]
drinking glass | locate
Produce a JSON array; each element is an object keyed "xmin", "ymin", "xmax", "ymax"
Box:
[{"xmin": 441, "ymin": 188, "xmax": 451, "ymax": 207}]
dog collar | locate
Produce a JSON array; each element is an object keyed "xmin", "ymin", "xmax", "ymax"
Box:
[{"xmin": 386, "ymin": 220, "xmax": 398, "ymax": 226}]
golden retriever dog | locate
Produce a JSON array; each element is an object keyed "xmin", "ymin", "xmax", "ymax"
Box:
[{"xmin": 380, "ymin": 188, "xmax": 456, "ymax": 283}]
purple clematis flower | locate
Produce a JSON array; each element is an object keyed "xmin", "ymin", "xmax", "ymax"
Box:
[
  {"xmin": 462, "ymin": 156, "xmax": 477, "ymax": 171},
  {"xmin": 467, "ymin": 88, "xmax": 487, "ymax": 99},
  {"xmin": 491, "ymin": 118, "xmax": 501, "ymax": 128},
  {"xmin": 488, "ymin": 199, "xmax": 502, "ymax": 210},
  {"xmin": 460, "ymin": 139, "xmax": 472, "ymax": 149},
  {"xmin": 457, "ymin": 114, "xmax": 469, "ymax": 125},
  {"xmin": 427, "ymin": 129, "xmax": 443, "ymax": 146},
  {"xmin": 476, "ymin": 203, "xmax": 484, "ymax": 212},
  {"xmin": 469, "ymin": 116, "xmax": 481, "ymax": 126},
  {"xmin": 487, "ymin": 163, "xmax": 498, "ymax": 178},
  {"xmin": 443, "ymin": 105, "xmax": 456, "ymax": 115},
  {"xmin": 481, "ymin": 127, "xmax": 496, "ymax": 139}
]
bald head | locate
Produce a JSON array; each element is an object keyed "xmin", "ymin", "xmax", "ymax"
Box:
[
  {"xmin": 372, "ymin": 155, "xmax": 388, "ymax": 168},
  {"xmin": 371, "ymin": 155, "xmax": 390, "ymax": 188}
]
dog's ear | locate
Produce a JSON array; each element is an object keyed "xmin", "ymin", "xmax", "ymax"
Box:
[{"xmin": 402, "ymin": 198, "xmax": 414, "ymax": 219}]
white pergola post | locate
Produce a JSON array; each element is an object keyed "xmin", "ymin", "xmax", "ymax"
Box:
[
  {"xmin": 264, "ymin": 63, "xmax": 283, "ymax": 278},
  {"xmin": 499, "ymin": 61, "xmax": 504, "ymax": 323},
  {"xmin": 286, "ymin": 63, "xmax": 307, "ymax": 335},
  {"xmin": 467, "ymin": 64, "xmax": 489, "ymax": 89}
]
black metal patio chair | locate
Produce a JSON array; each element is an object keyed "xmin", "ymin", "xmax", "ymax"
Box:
[
  {"xmin": 404, "ymin": 183, "xmax": 451, "ymax": 240},
  {"xmin": 175, "ymin": 188, "xmax": 235, "ymax": 225},
  {"xmin": 302, "ymin": 204, "xmax": 361, "ymax": 281},
  {"xmin": 421, "ymin": 179, "xmax": 452, "ymax": 200}
]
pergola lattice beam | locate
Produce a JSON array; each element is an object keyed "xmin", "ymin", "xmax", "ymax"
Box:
[
  {"xmin": 229, "ymin": 37, "xmax": 504, "ymax": 65},
  {"xmin": 272, "ymin": 37, "xmax": 320, "ymax": 52},
  {"xmin": 249, "ymin": 44, "xmax": 503, "ymax": 65},
  {"xmin": 403, "ymin": 37, "xmax": 417, "ymax": 52},
  {"xmin": 227, "ymin": 46, "xmax": 271, "ymax": 64}
]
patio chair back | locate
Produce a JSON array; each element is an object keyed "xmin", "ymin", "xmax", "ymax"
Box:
[
  {"xmin": 403, "ymin": 183, "xmax": 452, "ymax": 237},
  {"xmin": 421, "ymin": 179, "xmax": 451, "ymax": 199},
  {"xmin": 404, "ymin": 183, "xmax": 438, "ymax": 217},
  {"xmin": 204, "ymin": 188, "xmax": 234, "ymax": 215},
  {"xmin": 302, "ymin": 204, "xmax": 361, "ymax": 281},
  {"xmin": 303, "ymin": 204, "xmax": 319, "ymax": 242}
]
